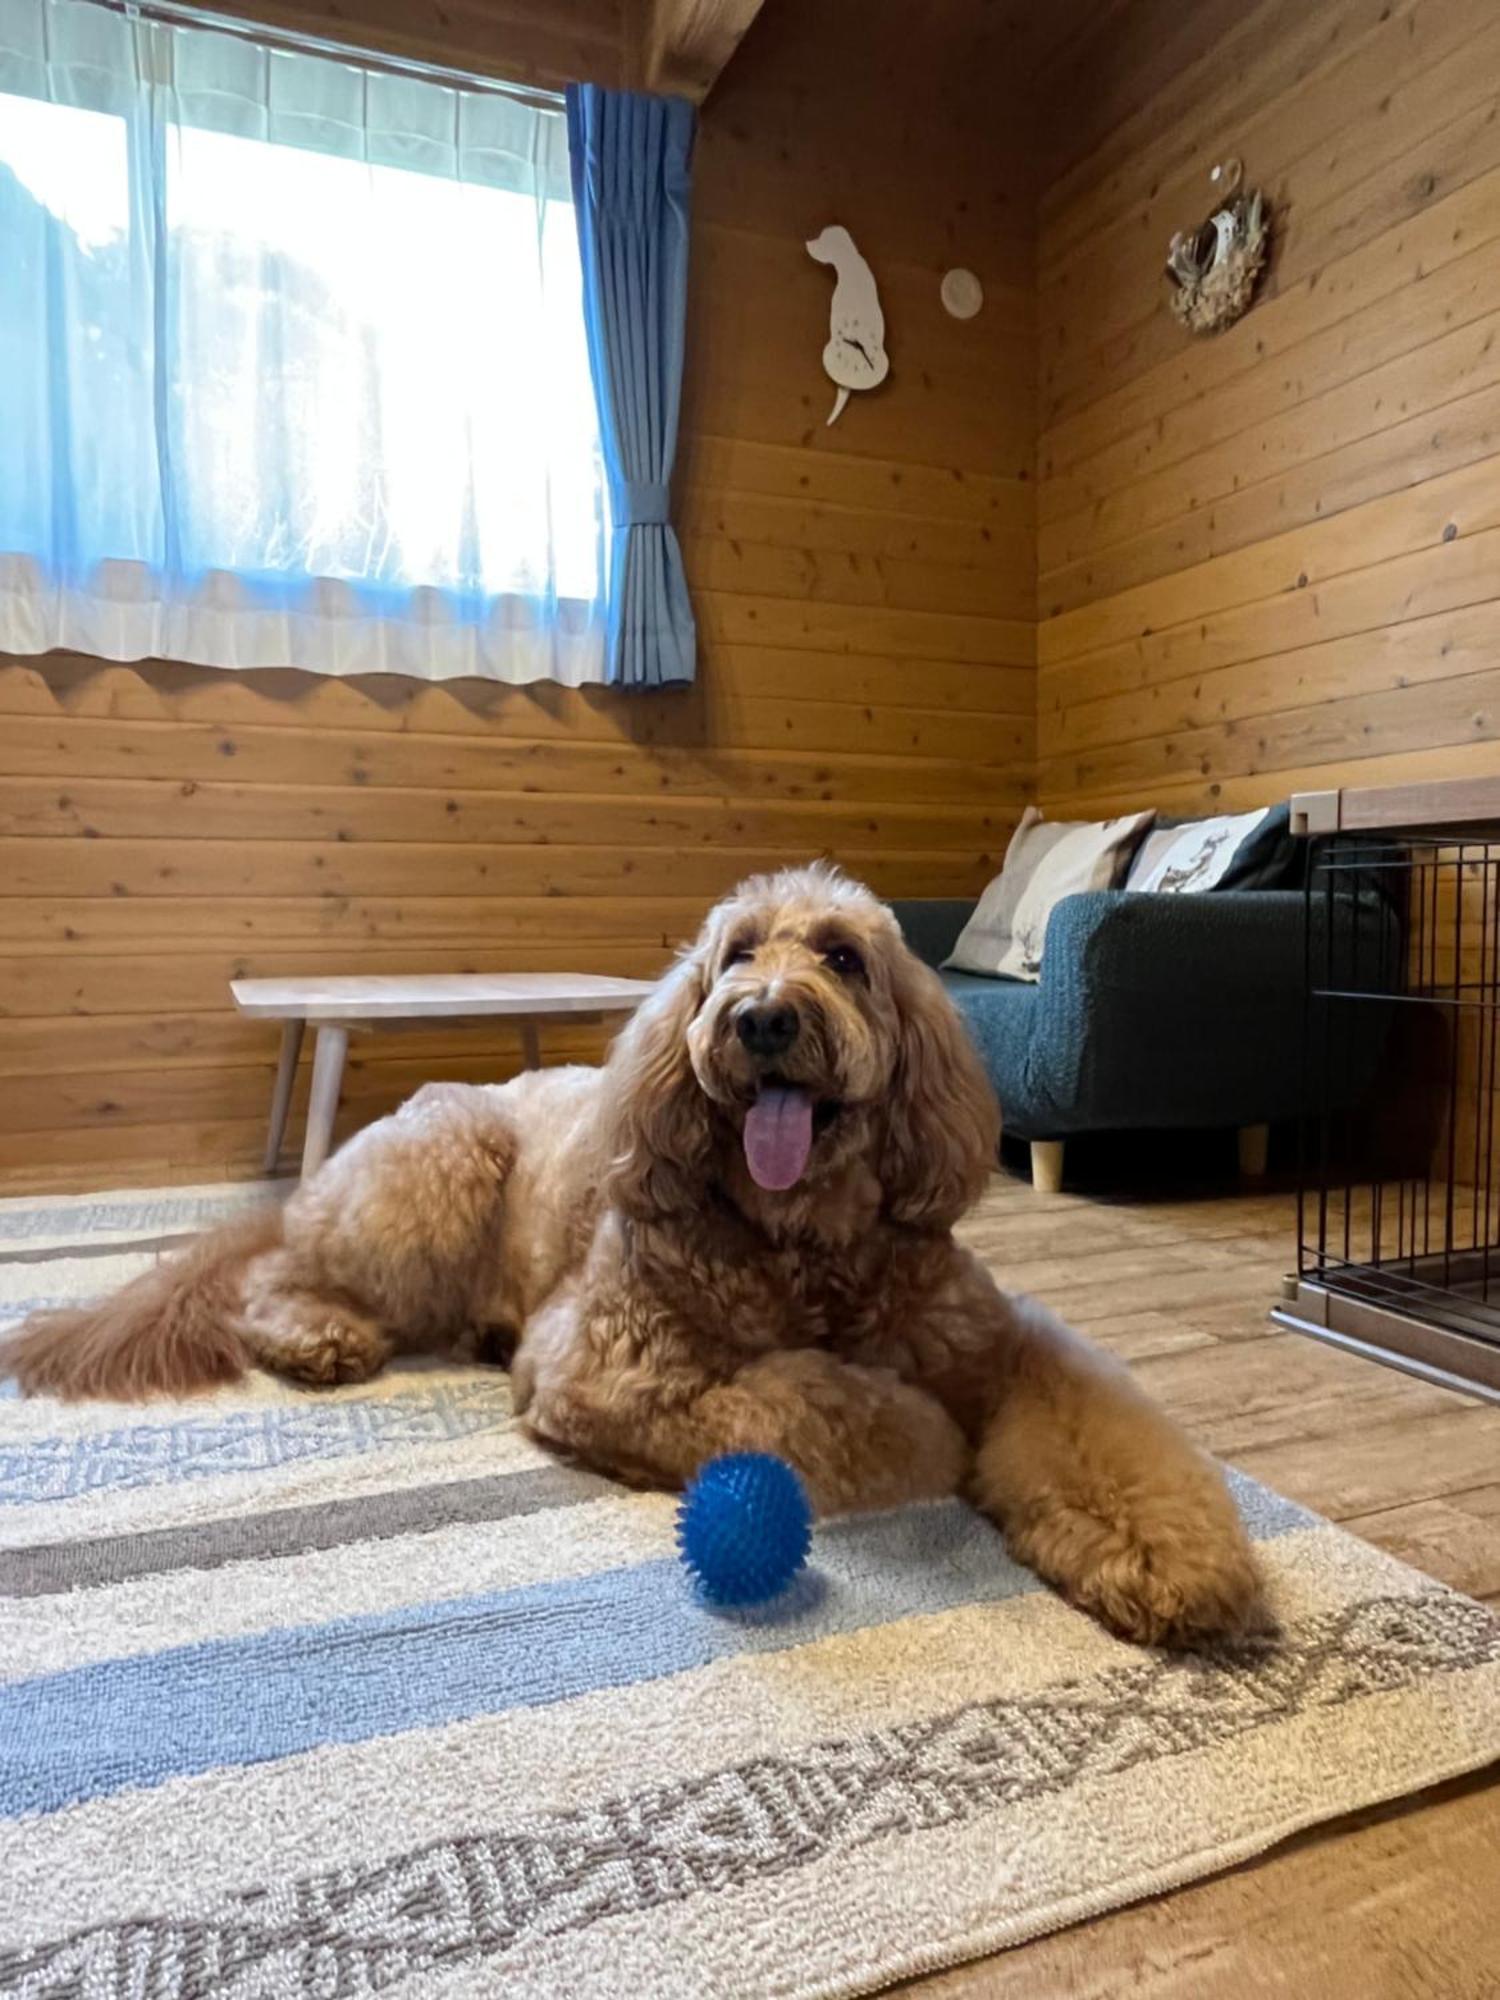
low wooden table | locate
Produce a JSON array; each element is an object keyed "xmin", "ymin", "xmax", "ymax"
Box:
[{"xmin": 230, "ymin": 972, "xmax": 655, "ymax": 1180}]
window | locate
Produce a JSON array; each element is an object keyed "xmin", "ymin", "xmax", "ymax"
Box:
[{"xmin": 0, "ymin": 0, "xmax": 609, "ymax": 683}]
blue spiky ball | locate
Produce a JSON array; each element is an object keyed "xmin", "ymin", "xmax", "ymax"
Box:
[{"xmin": 677, "ymin": 1452, "xmax": 812, "ymax": 1607}]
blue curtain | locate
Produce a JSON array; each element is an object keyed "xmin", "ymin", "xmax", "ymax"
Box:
[{"xmin": 566, "ymin": 85, "xmax": 697, "ymax": 689}]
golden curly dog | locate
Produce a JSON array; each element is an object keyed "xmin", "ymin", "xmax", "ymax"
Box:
[{"xmin": 5, "ymin": 865, "xmax": 1262, "ymax": 1648}]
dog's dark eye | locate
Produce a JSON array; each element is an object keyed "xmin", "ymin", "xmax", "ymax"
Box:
[
  {"xmin": 824, "ymin": 943, "xmax": 864, "ymax": 979},
  {"xmin": 724, "ymin": 943, "xmax": 754, "ymax": 968}
]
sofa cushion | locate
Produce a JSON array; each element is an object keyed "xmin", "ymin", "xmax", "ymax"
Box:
[
  {"xmin": 1215, "ymin": 801, "xmax": 1301, "ymax": 889},
  {"xmin": 945, "ymin": 807, "xmax": 1154, "ymax": 981},
  {"xmin": 940, "ymin": 970, "xmax": 1041, "ymax": 1126}
]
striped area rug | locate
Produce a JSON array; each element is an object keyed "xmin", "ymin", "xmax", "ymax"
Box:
[{"xmin": 2, "ymin": 1184, "xmax": 1499, "ymax": 2000}]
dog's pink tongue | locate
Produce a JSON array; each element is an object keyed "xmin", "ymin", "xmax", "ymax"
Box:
[{"xmin": 743, "ymin": 1083, "xmax": 814, "ymax": 1191}]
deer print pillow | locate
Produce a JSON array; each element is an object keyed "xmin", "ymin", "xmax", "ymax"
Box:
[
  {"xmin": 946, "ymin": 808, "xmax": 1156, "ymax": 982},
  {"xmin": 1125, "ymin": 807, "xmax": 1274, "ymax": 895}
]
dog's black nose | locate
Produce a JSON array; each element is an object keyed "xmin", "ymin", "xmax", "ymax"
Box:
[{"xmin": 736, "ymin": 1000, "xmax": 800, "ymax": 1061}]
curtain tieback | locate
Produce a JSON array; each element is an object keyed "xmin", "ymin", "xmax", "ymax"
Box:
[{"xmin": 620, "ymin": 480, "xmax": 671, "ymax": 526}]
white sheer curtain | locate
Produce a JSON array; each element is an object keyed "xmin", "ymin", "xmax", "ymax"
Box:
[{"xmin": 0, "ymin": 0, "xmax": 610, "ymax": 683}]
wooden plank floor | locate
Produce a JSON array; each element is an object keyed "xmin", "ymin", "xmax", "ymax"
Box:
[{"xmin": 898, "ymin": 1167, "xmax": 1500, "ymax": 2000}]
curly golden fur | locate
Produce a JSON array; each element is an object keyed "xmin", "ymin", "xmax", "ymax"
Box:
[{"xmin": 4, "ymin": 865, "xmax": 1264, "ymax": 1648}]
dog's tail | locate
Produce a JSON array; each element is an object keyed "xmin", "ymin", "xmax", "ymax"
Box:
[{"xmin": 2, "ymin": 1204, "xmax": 283, "ymax": 1401}]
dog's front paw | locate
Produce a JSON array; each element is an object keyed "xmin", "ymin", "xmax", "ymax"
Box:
[
  {"xmin": 997, "ymin": 1483, "xmax": 1269, "ymax": 1650},
  {"xmin": 1079, "ymin": 1523, "xmax": 1267, "ymax": 1649}
]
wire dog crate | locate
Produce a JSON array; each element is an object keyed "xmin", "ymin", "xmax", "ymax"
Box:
[{"xmin": 1275, "ymin": 778, "xmax": 1500, "ymax": 1403}]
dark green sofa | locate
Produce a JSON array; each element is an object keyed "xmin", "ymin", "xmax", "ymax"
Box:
[{"xmin": 891, "ymin": 883, "xmax": 1394, "ymax": 1191}]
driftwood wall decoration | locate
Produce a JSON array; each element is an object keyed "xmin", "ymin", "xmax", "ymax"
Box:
[{"xmin": 1165, "ymin": 159, "xmax": 1270, "ymax": 336}]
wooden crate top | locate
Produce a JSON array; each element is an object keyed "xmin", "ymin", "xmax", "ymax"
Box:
[{"xmin": 1291, "ymin": 776, "xmax": 1500, "ymax": 838}]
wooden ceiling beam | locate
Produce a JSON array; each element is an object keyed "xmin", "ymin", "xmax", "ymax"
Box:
[{"xmin": 633, "ymin": 0, "xmax": 767, "ymax": 101}]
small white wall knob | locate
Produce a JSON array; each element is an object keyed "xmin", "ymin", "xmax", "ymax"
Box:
[{"xmin": 940, "ymin": 268, "xmax": 983, "ymax": 320}]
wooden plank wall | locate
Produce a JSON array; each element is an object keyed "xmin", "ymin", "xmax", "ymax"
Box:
[
  {"xmin": 0, "ymin": 0, "xmax": 1035, "ymax": 1190},
  {"xmin": 1036, "ymin": 0, "xmax": 1500, "ymax": 825}
]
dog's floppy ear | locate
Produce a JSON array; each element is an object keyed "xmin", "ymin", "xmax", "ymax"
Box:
[
  {"xmin": 881, "ymin": 946, "xmax": 1000, "ymax": 1228},
  {"xmin": 602, "ymin": 948, "xmax": 713, "ymax": 1217}
]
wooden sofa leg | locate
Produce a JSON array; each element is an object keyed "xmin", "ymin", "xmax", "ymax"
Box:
[
  {"xmin": 1238, "ymin": 1122, "xmax": 1270, "ymax": 1179},
  {"xmin": 1030, "ymin": 1139, "xmax": 1065, "ymax": 1195}
]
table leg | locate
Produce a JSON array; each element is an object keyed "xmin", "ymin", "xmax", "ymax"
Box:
[
  {"xmin": 301, "ymin": 1025, "xmax": 349, "ymax": 1180},
  {"xmin": 262, "ymin": 1019, "xmax": 306, "ymax": 1175},
  {"xmin": 520, "ymin": 1021, "xmax": 541, "ymax": 1070}
]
